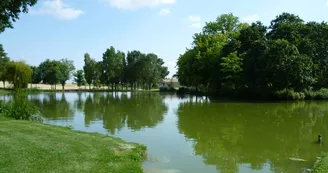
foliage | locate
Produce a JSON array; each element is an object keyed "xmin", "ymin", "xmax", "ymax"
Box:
[
  {"xmin": 0, "ymin": 0, "xmax": 38, "ymax": 33},
  {"xmin": 177, "ymin": 12, "xmax": 328, "ymax": 100},
  {"xmin": 73, "ymin": 70, "xmax": 86, "ymax": 87},
  {"xmin": 39, "ymin": 59, "xmax": 61, "ymax": 86},
  {"xmin": 6, "ymin": 61, "xmax": 32, "ymax": 89},
  {"xmin": 303, "ymin": 88, "xmax": 328, "ymax": 100},
  {"xmin": 313, "ymin": 154, "xmax": 328, "ymax": 173},
  {"xmin": 159, "ymin": 86, "xmax": 176, "ymax": 92},
  {"xmin": 58, "ymin": 59, "xmax": 75, "ymax": 90},
  {"xmin": 80, "ymin": 48, "xmax": 169, "ymax": 91},
  {"xmin": 31, "ymin": 66, "xmax": 41, "ymax": 84},
  {"xmin": 274, "ymin": 89, "xmax": 305, "ymax": 100},
  {"xmin": 220, "ymin": 52, "xmax": 242, "ymax": 90},
  {"xmin": 0, "ymin": 96, "xmax": 42, "ymax": 121},
  {"xmin": 0, "ymin": 44, "xmax": 10, "ymax": 86},
  {"xmin": 83, "ymin": 53, "xmax": 96, "ymax": 89}
]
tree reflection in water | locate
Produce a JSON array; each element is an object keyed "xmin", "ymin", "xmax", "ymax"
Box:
[{"xmin": 176, "ymin": 100, "xmax": 328, "ymax": 173}]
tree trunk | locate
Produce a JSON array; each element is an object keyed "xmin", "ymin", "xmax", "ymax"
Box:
[
  {"xmin": 89, "ymin": 84, "xmax": 91, "ymax": 90},
  {"xmin": 62, "ymin": 84, "xmax": 65, "ymax": 91},
  {"xmin": 3, "ymin": 81, "xmax": 5, "ymax": 88},
  {"xmin": 131, "ymin": 83, "xmax": 133, "ymax": 91}
]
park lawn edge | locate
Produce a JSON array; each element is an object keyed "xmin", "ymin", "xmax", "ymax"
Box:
[
  {"xmin": 0, "ymin": 116, "xmax": 147, "ymax": 173},
  {"xmin": 0, "ymin": 89, "xmax": 11, "ymax": 95}
]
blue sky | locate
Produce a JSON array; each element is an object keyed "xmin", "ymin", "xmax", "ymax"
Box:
[{"xmin": 1, "ymin": 0, "xmax": 328, "ymax": 77}]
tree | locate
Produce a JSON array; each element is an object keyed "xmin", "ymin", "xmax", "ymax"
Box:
[
  {"xmin": 0, "ymin": 44, "xmax": 10, "ymax": 87},
  {"xmin": 31, "ymin": 66, "xmax": 42, "ymax": 87},
  {"xmin": 265, "ymin": 39, "xmax": 314, "ymax": 91},
  {"xmin": 39, "ymin": 59, "xmax": 61, "ymax": 89},
  {"xmin": 126, "ymin": 51, "xmax": 144, "ymax": 90},
  {"xmin": 83, "ymin": 53, "xmax": 96, "ymax": 89},
  {"xmin": 102, "ymin": 46, "xmax": 123, "ymax": 89},
  {"xmin": 121, "ymin": 53, "xmax": 127, "ymax": 90},
  {"xmin": 203, "ymin": 13, "xmax": 240, "ymax": 35},
  {"xmin": 268, "ymin": 13, "xmax": 304, "ymax": 44},
  {"xmin": 74, "ymin": 70, "xmax": 86, "ymax": 88},
  {"xmin": 238, "ymin": 22, "xmax": 268, "ymax": 90},
  {"xmin": 58, "ymin": 58, "xmax": 75, "ymax": 90},
  {"xmin": 0, "ymin": 0, "xmax": 38, "ymax": 33},
  {"xmin": 6, "ymin": 61, "xmax": 32, "ymax": 89},
  {"xmin": 220, "ymin": 52, "xmax": 243, "ymax": 91}
]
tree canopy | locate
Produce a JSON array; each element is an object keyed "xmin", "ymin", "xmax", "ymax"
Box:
[
  {"xmin": 0, "ymin": 0, "xmax": 38, "ymax": 33},
  {"xmin": 177, "ymin": 12, "xmax": 328, "ymax": 99}
]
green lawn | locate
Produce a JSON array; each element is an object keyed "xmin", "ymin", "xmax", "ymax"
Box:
[
  {"xmin": 313, "ymin": 154, "xmax": 328, "ymax": 173},
  {"xmin": 0, "ymin": 89, "xmax": 11, "ymax": 95},
  {"xmin": 0, "ymin": 117, "xmax": 146, "ymax": 173}
]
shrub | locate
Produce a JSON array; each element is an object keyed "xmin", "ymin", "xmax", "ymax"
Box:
[
  {"xmin": 1, "ymin": 97, "xmax": 44, "ymax": 122},
  {"xmin": 274, "ymin": 89, "xmax": 305, "ymax": 100},
  {"xmin": 304, "ymin": 88, "xmax": 328, "ymax": 100},
  {"xmin": 159, "ymin": 86, "xmax": 176, "ymax": 92},
  {"xmin": 177, "ymin": 87, "xmax": 189, "ymax": 95}
]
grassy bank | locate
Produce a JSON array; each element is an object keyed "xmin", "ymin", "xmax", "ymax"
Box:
[
  {"xmin": 313, "ymin": 154, "xmax": 328, "ymax": 173},
  {"xmin": 0, "ymin": 89, "xmax": 11, "ymax": 95},
  {"xmin": 0, "ymin": 117, "xmax": 146, "ymax": 173}
]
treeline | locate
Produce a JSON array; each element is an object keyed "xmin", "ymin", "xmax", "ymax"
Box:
[
  {"xmin": 0, "ymin": 45, "xmax": 169, "ymax": 90},
  {"xmin": 82, "ymin": 46, "xmax": 169, "ymax": 90},
  {"xmin": 177, "ymin": 13, "xmax": 328, "ymax": 100}
]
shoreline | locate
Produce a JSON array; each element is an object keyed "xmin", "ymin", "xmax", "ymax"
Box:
[{"xmin": 0, "ymin": 116, "xmax": 147, "ymax": 173}]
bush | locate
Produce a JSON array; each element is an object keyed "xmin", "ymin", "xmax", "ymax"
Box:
[
  {"xmin": 274, "ymin": 89, "xmax": 305, "ymax": 100},
  {"xmin": 177, "ymin": 87, "xmax": 189, "ymax": 95},
  {"xmin": 159, "ymin": 86, "xmax": 176, "ymax": 92},
  {"xmin": 304, "ymin": 88, "xmax": 328, "ymax": 100},
  {"xmin": 0, "ymin": 97, "xmax": 43, "ymax": 122}
]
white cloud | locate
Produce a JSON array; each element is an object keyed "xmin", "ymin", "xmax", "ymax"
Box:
[
  {"xmin": 31, "ymin": 0, "xmax": 84, "ymax": 20},
  {"xmin": 242, "ymin": 14, "xmax": 259, "ymax": 23},
  {"xmin": 105, "ymin": 0, "xmax": 176, "ymax": 10},
  {"xmin": 188, "ymin": 15, "xmax": 201, "ymax": 28},
  {"xmin": 188, "ymin": 16, "xmax": 200, "ymax": 22},
  {"xmin": 159, "ymin": 9, "xmax": 171, "ymax": 15}
]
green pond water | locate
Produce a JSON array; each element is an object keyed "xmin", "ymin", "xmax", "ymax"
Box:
[{"xmin": 26, "ymin": 92, "xmax": 328, "ymax": 173}]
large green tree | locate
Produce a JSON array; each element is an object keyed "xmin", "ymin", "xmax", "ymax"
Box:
[
  {"xmin": 74, "ymin": 70, "xmax": 86, "ymax": 88},
  {"xmin": 220, "ymin": 52, "xmax": 243, "ymax": 91},
  {"xmin": 176, "ymin": 12, "xmax": 327, "ymax": 99},
  {"xmin": 31, "ymin": 65, "xmax": 42, "ymax": 87},
  {"xmin": 126, "ymin": 50, "xmax": 144, "ymax": 90},
  {"xmin": 0, "ymin": 44, "xmax": 10, "ymax": 87},
  {"xmin": 102, "ymin": 46, "xmax": 123, "ymax": 89},
  {"xmin": 6, "ymin": 61, "xmax": 32, "ymax": 89},
  {"xmin": 264, "ymin": 39, "xmax": 314, "ymax": 91},
  {"xmin": 83, "ymin": 53, "xmax": 96, "ymax": 89},
  {"xmin": 58, "ymin": 59, "xmax": 75, "ymax": 90},
  {"xmin": 39, "ymin": 59, "xmax": 61, "ymax": 89},
  {"xmin": 0, "ymin": 0, "xmax": 38, "ymax": 33}
]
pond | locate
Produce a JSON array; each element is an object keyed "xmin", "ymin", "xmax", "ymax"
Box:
[{"xmin": 27, "ymin": 92, "xmax": 328, "ymax": 173}]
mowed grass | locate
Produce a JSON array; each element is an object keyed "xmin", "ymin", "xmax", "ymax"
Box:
[
  {"xmin": 0, "ymin": 117, "xmax": 146, "ymax": 173},
  {"xmin": 0, "ymin": 89, "xmax": 11, "ymax": 95}
]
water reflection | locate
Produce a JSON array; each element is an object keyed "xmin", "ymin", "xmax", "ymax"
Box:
[
  {"xmin": 176, "ymin": 100, "xmax": 328, "ymax": 173},
  {"xmin": 24, "ymin": 92, "xmax": 328, "ymax": 173},
  {"xmin": 32, "ymin": 92, "xmax": 168, "ymax": 135},
  {"xmin": 31, "ymin": 93, "xmax": 74, "ymax": 120},
  {"xmin": 83, "ymin": 92, "xmax": 168, "ymax": 134}
]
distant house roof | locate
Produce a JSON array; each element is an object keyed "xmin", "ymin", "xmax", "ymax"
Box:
[{"xmin": 163, "ymin": 78, "xmax": 179, "ymax": 83}]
